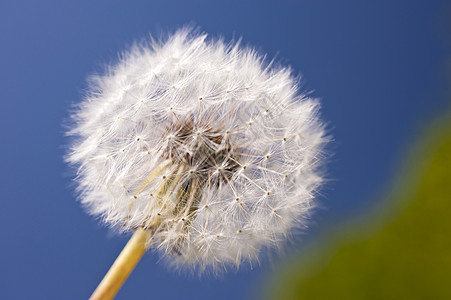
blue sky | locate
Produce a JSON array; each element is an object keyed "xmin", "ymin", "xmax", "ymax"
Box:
[{"xmin": 0, "ymin": 1, "xmax": 449, "ymax": 299}]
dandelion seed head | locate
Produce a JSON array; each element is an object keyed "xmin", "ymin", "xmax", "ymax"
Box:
[{"xmin": 67, "ymin": 28, "xmax": 328, "ymax": 273}]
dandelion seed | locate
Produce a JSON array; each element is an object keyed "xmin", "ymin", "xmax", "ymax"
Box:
[{"xmin": 66, "ymin": 27, "xmax": 328, "ymax": 299}]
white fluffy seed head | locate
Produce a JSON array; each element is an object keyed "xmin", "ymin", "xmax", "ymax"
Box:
[{"xmin": 67, "ymin": 28, "xmax": 328, "ymax": 274}]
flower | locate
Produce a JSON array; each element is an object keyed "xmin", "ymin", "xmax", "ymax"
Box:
[{"xmin": 67, "ymin": 28, "xmax": 327, "ymax": 273}]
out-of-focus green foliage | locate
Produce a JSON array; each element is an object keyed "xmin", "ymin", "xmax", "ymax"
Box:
[{"xmin": 268, "ymin": 115, "xmax": 451, "ymax": 300}]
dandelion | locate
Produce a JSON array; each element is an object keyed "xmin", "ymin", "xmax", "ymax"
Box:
[{"xmin": 67, "ymin": 28, "xmax": 327, "ymax": 299}]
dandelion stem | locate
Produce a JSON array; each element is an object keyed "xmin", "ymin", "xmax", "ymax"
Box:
[{"xmin": 89, "ymin": 228, "xmax": 150, "ymax": 300}]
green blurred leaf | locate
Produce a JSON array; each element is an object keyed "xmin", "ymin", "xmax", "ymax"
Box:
[{"xmin": 268, "ymin": 115, "xmax": 451, "ymax": 300}]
